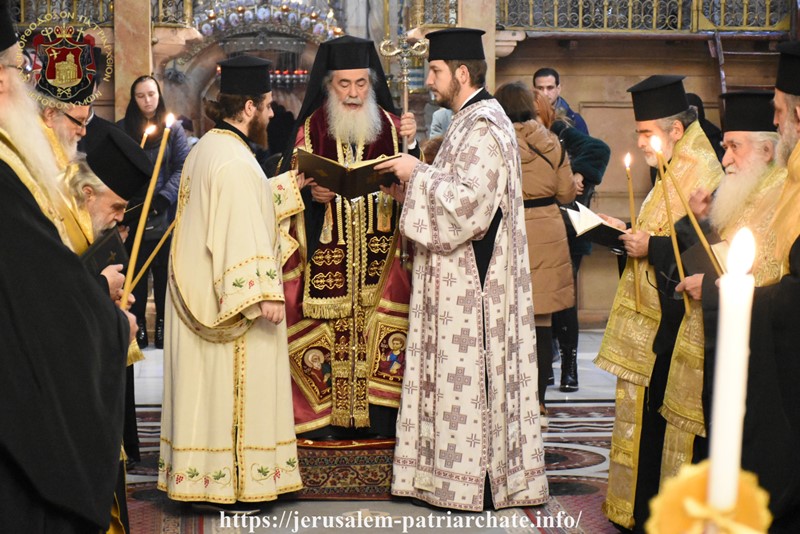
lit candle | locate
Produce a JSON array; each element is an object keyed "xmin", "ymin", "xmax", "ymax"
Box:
[
  {"xmin": 707, "ymin": 227, "xmax": 755, "ymax": 512},
  {"xmin": 650, "ymin": 135, "xmax": 691, "ymax": 315},
  {"xmin": 122, "ymin": 113, "xmax": 175, "ymax": 308},
  {"xmin": 624, "ymin": 153, "xmax": 641, "ymax": 313},
  {"xmin": 140, "ymin": 124, "xmax": 156, "ymax": 148}
]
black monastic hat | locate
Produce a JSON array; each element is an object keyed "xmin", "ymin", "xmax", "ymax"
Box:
[
  {"xmin": 278, "ymin": 35, "xmax": 396, "ymax": 173},
  {"xmin": 775, "ymin": 41, "xmax": 800, "ymax": 96},
  {"xmin": 0, "ymin": 0, "xmax": 17, "ymax": 51},
  {"xmin": 721, "ymin": 91, "xmax": 776, "ymax": 133},
  {"xmin": 85, "ymin": 125, "xmax": 152, "ymax": 201},
  {"xmin": 219, "ymin": 55, "xmax": 272, "ymax": 95},
  {"xmin": 427, "ymin": 28, "xmax": 486, "ymax": 61},
  {"xmin": 628, "ymin": 75, "xmax": 690, "ymax": 121}
]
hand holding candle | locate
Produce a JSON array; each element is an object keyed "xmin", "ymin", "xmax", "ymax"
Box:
[
  {"xmin": 122, "ymin": 113, "xmax": 175, "ymax": 309},
  {"xmin": 650, "ymin": 136, "xmax": 691, "ymax": 315},
  {"xmin": 140, "ymin": 124, "xmax": 156, "ymax": 148},
  {"xmin": 707, "ymin": 227, "xmax": 755, "ymax": 512},
  {"xmin": 624, "ymin": 153, "xmax": 641, "ymax": 313}
]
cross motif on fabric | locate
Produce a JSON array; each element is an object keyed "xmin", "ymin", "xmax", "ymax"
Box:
[
  {"xmin": 404, "ymin": 380, "xmax": 418, "ymax": 394},
  {"xmin": 446, "ymin": 366, "xmax": 472, "ymax": 392},
  {"xmin": 439, "ymin": 310, "xmax": 453, "ymax": 326},
  {"xmin": 452, "ymin": 328, "xmax": 477, "ymax": 353},
  {"xmin": 506, "ymin": 378, "xmax": 520, "ymax": 396},
  {"xmin": 484, "ymin": 278, "xmax": 505, "ymax": 305},
  {"xmin": 420, "ymin": 441, "xmax": 435, "ymax": 465},
  {"xmin": 420, "ymin": 378, "xmax": 436, "ymax": 399},
  {"xmin": 434, "ymin": 482, "xmax": 456, "ymax": 502},
  {"xmin": 442, "ymin": 273, "xmax": 457, "ymax": 286},
  {"xmin": 485, "ymin": 168, "xmax": 500, "ymax": 192},
  {"xmin": 456, "ymin": 290, "xmax": 479, "ymax": 314},
  {"xmin": 455, "ymin": 197, "xmax": 479, "ymax": 218},
  {"xmin": 438, "ymin": 443, "xmax": 463, "ymax": 468},
  {"xmin": 458, "ymin": 145, "xmax": 481, "ymax": 167},
  {"xmin": 489, "ymin": 317, "xmax": 506, "ymax": 339},
  {"xmin": 443, "ymin": 405, "xmax": 467, "ymax": 430}
]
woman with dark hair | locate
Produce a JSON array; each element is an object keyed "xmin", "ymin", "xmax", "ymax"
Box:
[
  {"xmin": 495, "ymin": 81, "xmax": 576, "ymax": 424},
  {"xmin": 118, "ymin": 75, "xmax": 190, "ymax": 349},
  {"xmin": 117, "ymin": 75, "xmax": 190, "ymax": 462}
]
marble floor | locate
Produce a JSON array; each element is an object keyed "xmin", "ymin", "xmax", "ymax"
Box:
[{"xmin": 129, "ymin": 330, "xmax": 616, "ymax": 533}]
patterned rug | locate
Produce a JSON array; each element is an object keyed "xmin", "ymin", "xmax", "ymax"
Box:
[{"xmin": 127, "ymin": 402, "xmax": 614, "ymax": 533}]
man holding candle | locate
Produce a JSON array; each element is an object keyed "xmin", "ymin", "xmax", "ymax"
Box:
[
  {"xmin": 158, "ymin": 55, "xmax": 305, "ymax": 506},
  {"xmin": 0, "ymin": 7, "xmax": 137, "ymax": 529},
  {"xmin": 595, "ymin": 75, "xmax": 723, "ymax": 531},
  {"xmin": 661, "ymin": 91, "xmax": 787, "ymax": 484},
  {"xmin": 692, "ymin": 44, "xmax": 800, "ymax": 531}
]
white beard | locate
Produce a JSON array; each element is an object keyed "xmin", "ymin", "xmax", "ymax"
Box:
[
  {"xmin": 0, "ymin": 68, "xmax": 63, "ymax": 203},
  {"xmin": 325, "ymin": 88, "xmax": 382, "ymax": 147},
  {"xmin": 710, "ymin": 157, "xmax": 768, "ymax": 232}
]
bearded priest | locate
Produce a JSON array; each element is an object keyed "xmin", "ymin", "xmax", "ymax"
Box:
[{"xmin": 278, "ymin": 36, "xmax": 418, "ymax": 440}]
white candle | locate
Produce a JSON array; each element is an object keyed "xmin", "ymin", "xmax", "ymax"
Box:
[{"xmin": 707, "ymin": 227, "xmax": 756, "ymax": 511}]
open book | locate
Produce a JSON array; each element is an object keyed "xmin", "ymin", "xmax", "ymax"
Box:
[
  {"xmin": 562, "ymin": 202, "xmax": 626, "ymax": 253},
  {"xmin": 80, "ymin": 227, "xmax": 128, "ymax": 277},
  {"xmin": 296, "ymin": 148, "xmax": 400, "ymax": 199}
]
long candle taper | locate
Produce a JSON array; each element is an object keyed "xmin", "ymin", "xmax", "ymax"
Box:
[
  {"xmin": 708, "ymin": 228, "xmax": 755, "ymax": 511},
  {"xmin": 662, "ymin": 164, "xmax": 724, "ymax": 276},
  {"xmin": 624, "ymin": 153, "xmax": 641, "ymax": 313},
  {"xmin": 650, "ymin": 136, "xmax": 691, "ymax": 315},
  {"xmin": 140, "ymin": 124, "xmax": 156, "ymax": 148},
  {"xmin": 130, "ymin": 220, "xmax": 176, "ymax": 292},
  {"xmin": 122, "ymin": 113, "xmax": 175, "ymax": 308}
]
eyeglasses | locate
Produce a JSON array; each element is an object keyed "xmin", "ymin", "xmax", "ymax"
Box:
[
  {"xmin": 62, "ymin": 108, "xmax": 95, "ymax": 129},
  {"xmin": 645, "ymin": 270, "xmax": 684, "ymax": 301}
]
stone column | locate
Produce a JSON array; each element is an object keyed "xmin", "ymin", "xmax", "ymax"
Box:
[
  {"xmin": 114, "ymin": 1, "xmax": 152, "ymax": 120},
  {"xmin": 459, "ymin": 0, "xmax": 496, "ymax": 91}
]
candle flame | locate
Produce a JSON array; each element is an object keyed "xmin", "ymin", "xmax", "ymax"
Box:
[
  {"xmin": 624, "ymin": 152, "xmax": 632, "ymax": 169},
  {"xmin": 166, "ymin": 113, "xmax": 175, "ymax": 128},
  {"xmin": 727, "ymin": 228, "xmax": 755, "ymax": 275},
  {"xmin": 145, "ymin": 124, "xmax": 156, "ymax": 136},
  {"xmin": 649, "ymin": 135, "xmax": 663, "ymax": 153}
]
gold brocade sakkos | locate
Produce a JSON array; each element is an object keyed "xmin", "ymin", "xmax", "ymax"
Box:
[
  {"xmin": 660, "ymin": 163, "xmax": 786, "ymax": 483},
  {"xmin": 595, "ymin": 121, "xmax": 723, "ymax": 528},
  {"xmin": 770, "ymin": 143, "xmax": 800, "ymax": 276}
]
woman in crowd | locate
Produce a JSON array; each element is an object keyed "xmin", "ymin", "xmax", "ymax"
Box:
[
  {"xmin": 495, "ymin": 82, "xmax": 577, "ymax": 425},
  {"xmin": 118, "ymin": 75, "xmax": 190, "ymax": 463}
]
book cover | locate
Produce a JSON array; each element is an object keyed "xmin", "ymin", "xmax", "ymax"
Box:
[
  {"xmin": 562, "ymin": 202, "xmax": 626, "ymax": 253},
  {"xmin": 80, "ymin": 227, "xmax": 129, "ymax": 277},
  {"xmin": 681, "ymin": 234, "xmax": 728, "ymax": 278},
  {"xmin": 296, "ymin": 149, "xmax": 400, "ymax": 199}
]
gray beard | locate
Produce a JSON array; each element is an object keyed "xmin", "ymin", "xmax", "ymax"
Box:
[
  {"xmin": 325, "ymin": 90, "xmax": 382, "ymax": 147},
  {"xmin": 710, "ymin": 158, "xmax": 768, "ymax": 232}
]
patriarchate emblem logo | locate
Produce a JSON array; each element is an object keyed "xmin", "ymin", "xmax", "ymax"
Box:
[{"xmin": 32, "ymin": 25, "xmax": 96, "ymax": 103}]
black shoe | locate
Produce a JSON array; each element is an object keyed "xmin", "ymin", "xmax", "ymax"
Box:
[
  {"xmin": 136, "ymin": 320, "xmax": 148, "ymax": 349},
  {"xmin": 546, "ymin": 371, "xmax": 555, "ymax": 386},
  {"xmin": 155, "ymin": 318, "xmax": 164, "ymax": 349},
  {"xmin": 560, "ymin": 347, "xmax": 579, "ymax": 392}
]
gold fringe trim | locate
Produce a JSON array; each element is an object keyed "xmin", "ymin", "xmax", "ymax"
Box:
[
  {"xmin": 594, "ymin": 357, "xmax": 651, "ymax": 387},
  {"xmin": 330, "ymin": 413, "xmax": 352, "ymax": 427},
  {"xmin": 353, "ymin": 412, "xmax": 370, "ymax": 428},
  {"xmin": 301, "ymin": 299, "xmax": 351, "ymax": 319},
  {"xmin": 603, "ymin": 500, "xmax": 635, "ymax": 529},
  {"xmin": 659, "ymin": 405, "xmax": 706, "ymax": 438},
  {"xmin": 127, "ymin": 341, "xmax": 145, "ymax": 366}
]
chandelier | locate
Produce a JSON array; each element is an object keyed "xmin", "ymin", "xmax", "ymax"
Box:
[{"xmin": 193, "ymin": 1, "xmax": 343, "ymax": 44}]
